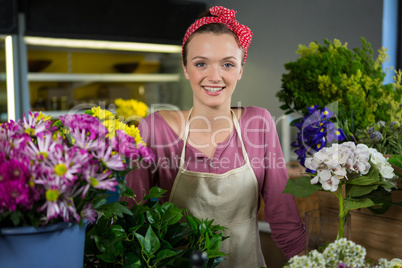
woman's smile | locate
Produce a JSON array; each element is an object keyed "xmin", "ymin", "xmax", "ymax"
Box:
[{"xmin": 203, "ymin": 85, "xmax": 226, "ymax": 95}]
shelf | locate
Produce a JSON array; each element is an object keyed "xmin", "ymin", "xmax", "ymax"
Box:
[
  {"xmin": 0, "ymin": 73, "xmax": 180, "ymax": 83},
  {"xmin": 27, "ymin": 73, "xmax": 180, "ymax": 83}
]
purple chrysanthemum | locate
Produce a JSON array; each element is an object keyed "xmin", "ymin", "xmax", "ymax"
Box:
[{"xmin": 60, "ymin": 114, "xmax": 109, "ymax": 142}]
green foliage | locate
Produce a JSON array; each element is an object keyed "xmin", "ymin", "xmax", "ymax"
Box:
[
  {"xmin": 355, "ymin": 121, "xmax": 402, "ymax": 155},
  {"xmin": 276, "ymin": 38, "xmax": 402, "ymax": 130},
  {"xmin": 84, "ymin": 187, "xmax": 227, "ymax": 268}
]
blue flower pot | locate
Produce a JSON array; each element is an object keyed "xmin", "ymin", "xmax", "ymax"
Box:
[{"xmin": 0, "ymin": 221, "xmax": 87, "ymax": 268}]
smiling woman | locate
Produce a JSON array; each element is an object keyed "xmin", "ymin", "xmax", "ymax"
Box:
[{"xmin": 124, "ymin": 6, "xmax": 305, "ymax": 267}]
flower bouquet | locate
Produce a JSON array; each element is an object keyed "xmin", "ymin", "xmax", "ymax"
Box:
[
  {"xmin": 0, "ymin": 107, "xmax": 154, "ymax": 228},
  {"xmin": 284, "ymin": 141, "xmax": 399, "ymax": 239}
]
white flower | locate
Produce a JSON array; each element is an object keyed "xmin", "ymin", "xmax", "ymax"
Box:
[
  {"xmin": 321, "ymin": 175, "xmax": 341, "ymax": 192},
  {"xmin": 379, "ymin": 164, "xmax": 396, "ymax": 179},
  {"xmin": 368, "ymin": 148, "xmax": 387, "ymax": 165}
]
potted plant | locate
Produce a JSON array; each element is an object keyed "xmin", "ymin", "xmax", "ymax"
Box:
[
  {"xmin": 84, "ymin": 187, "xmax": 227, "ymax": 268},
  {"xmin": 0, "ymin": 107, "xmax": 154, "ymax": 267}
]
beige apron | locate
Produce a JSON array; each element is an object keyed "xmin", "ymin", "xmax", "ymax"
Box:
[{"xmin": 169, "ymin": 109, "xmax": 266, "ymax": 268}]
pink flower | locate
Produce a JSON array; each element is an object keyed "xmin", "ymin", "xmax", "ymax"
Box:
[
  {"xmin": 45, "ymin": 144, "xmax": 90, "ymax": 184},
  {"xmin": 92, "ymin": 145, "xmax": 125, "ymax": 171},
  {"xmin": 0, "ymin": 159, "xmax": 40, "ymax": 211},
  {"xmin": 81, "ymin": 204, "xmax": 97, "ymax": 223},
  {"xmin": 79, "ymin": 164, "xmax": 116, "ymax": 198}
]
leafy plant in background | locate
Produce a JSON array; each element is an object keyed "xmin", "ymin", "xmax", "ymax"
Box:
[
  {"xmin": 277, "ymin": 38, "xmax": 402, "ymax": 130},
  {"xmin": 355, "ymin": 120, "xmax": 402, "ymax": 155},
  {"xmin": 84, "ymin": 187, "xmax": 227, "ymax": 268}
]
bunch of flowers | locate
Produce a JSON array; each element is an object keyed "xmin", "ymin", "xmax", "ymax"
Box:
[
  {"xmin": 114, "ymin": 98, "xmax": 148, "ymax": 126},
  {"xmin": 291, "ymin": 105, "xmax": 346, "ymax": 168},
  {"xmin": 305, "ymin": 142, "xmax": 397, "ymax": 193},
  {"xmin": 0, "ymin": 107, "xmax": 154, "ymax": 228},
  {"xmin": 286, "ymin": 238, "xmax": 402, "ymax": 268},
  {"xmin": 284, "ymin": 141, "xmax": 399, "ymax": 238}
]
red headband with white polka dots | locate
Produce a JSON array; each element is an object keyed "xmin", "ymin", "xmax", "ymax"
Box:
[{"xmin": 182, "ymin": 6, "xmax": 253, "ymax": 63}]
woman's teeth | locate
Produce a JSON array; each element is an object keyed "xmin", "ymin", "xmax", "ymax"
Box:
[{"xmin": 203, "ymin": 86, "xmax": 224, "ymax": 93}]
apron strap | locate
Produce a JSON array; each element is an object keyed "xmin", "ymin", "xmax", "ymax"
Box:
[{"xmin": 179, "ymin": 108, "xmax": 250, "ymax": 169}]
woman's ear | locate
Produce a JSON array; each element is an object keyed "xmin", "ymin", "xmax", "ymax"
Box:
[{"xmin": 182, "ymin": 62, "xmax": 190, "ymax": 80}]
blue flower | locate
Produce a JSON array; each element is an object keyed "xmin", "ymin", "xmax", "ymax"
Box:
[{"xmin": 291, "ymin": 105, "xmax": 346, "ymax": 168}]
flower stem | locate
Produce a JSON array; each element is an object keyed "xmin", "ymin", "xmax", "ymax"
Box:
[{"xmin": 335, "ymin": 184, "xmax": 349, "ymax": 239}]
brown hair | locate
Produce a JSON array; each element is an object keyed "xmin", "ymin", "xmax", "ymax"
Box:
[{"xmin": 182, "ymin": 12, "xmax": 245, "ymax": 66}]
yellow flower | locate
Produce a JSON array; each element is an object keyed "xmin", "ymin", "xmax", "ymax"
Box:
[
  {"xmin": 37, "ymin": 112, "xmax": 52, "ymax": 122},
  {"xmin": 125, "ymin": 124, "xmax": 144, "ymax": 145},
  {"xmin": 91, "ymin": 106, "xmax": 115, "ymax": 121},
  {"xmin": 115, "ymin": 98, "xmax": 148, "ymax": 120}
]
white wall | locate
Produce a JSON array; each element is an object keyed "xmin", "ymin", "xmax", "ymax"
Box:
[{"xmin": 180, "ymin": 0, "xmax": 383, "ymax": 159}]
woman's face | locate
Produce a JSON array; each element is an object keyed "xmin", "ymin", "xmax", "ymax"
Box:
[{"xmin": 182, "ymin": 32, "xmax": 244, "ymax": 109}]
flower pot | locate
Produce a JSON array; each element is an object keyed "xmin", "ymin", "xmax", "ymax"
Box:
[
  {"xmin": 0, "ymin": 221, "xmax": 87, "ymax": 268},
  {"xmin": 305, "ymin": 209, "xmax": 351, "ymax": 252}
]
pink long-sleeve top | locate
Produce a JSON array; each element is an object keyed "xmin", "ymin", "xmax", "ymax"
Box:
[{"xmin": 125, "ymin": 106, "xmax": 305, "ymax": 258}]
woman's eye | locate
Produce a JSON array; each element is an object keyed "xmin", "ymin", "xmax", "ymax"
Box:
[
  {"xmin": 195, "ymin": 62, "xmax": 206, "ymax": 67},
  {"xmin": 223, "ymin": 63, "xmax": 234, "ymax": 68}
]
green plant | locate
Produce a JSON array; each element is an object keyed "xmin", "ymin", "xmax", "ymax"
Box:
[
  {"xmin": 276, "ymin": 38, "xmax": 402, "ymax": 130},
  {"xmin": 355, "ymin": 120, "xmax": 402, "ymax": 155},
  {"xmin": 84, "ymin": 187, "xmax": 227, "ymax": 268}
]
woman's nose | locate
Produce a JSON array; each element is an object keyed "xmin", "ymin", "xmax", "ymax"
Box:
[{"xmin": 207, "ymin": 65, "xmax": 222, "ymax": 82}]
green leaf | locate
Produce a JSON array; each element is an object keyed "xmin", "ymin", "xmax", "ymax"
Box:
[
  {"xmin": 205, "ymin": 250, "xmax": 228, "ymax": 258},
  {"xmin": 346, "ymin": 167, "xmax": 380, "ymax": 186},
  {"xmin": 115, "ymin": 240, "xmax": 125, "ymax": 256},
  {"xmin": 144, "ymin": 226, "xmax": 161, "ymax": 254},
  {"xmin": 146, "ymin": 210, "xmax": 156, "ymax": 225},
  {"xmin": 347, "ymin": 184, "xmax": 379, "ymax": 197},
  {"xmin": 155, "ymin": 249, "xmax": 181, "ymax": 261},
  {"xmin": 108, "ymin": 224, "xmax": 127, "ymax": 242},
  {"xmin": 344, "ymin": 198, "xmax": 376, "ymax": 210},
  {"xmin": 134, "ymin": 233, "xmax": 145, "ymax": 248},
  {"xmin": 124, "ymin": 252, "xmax": 142, "ymax": 267},
  {"xmin": 280, "ymin": 103, "xmax": 290, "ymax": 110},
  {"xmin": 282, "ymin": 176, "xmax": 323, "ymax": 198},
  {"xmin": 165, "ymin": 224, "xmax": 194, "ymax": 247},
  {"xmin": 123, "ymin": 186, "xmax": 135, "ymax": 198},
  {"xmin": 10, "ymin": 211, "xmax": 22, "ymax": 226},
  {"xmin": 209, "ymin": 233, "xmax": 223, "ymax": 251},
  {"xmin": 97, "ymin": 201, "xmax": 133, "ymax": 218},
  {"xmin": 161, "ymin": 205, "xmax": 183, "ymax": 226},
  {"xmin": 186, "ymin": 215, "xmax": 198, "ymax": 233},
  {"xmin": 388, "ymin": 155, "xmax": 402, "ymax": 169},
  {"xmin": 143, "ymin": 187, "xmax": 167, "ymax": 200},
  {"xmin": 97, "ymin": 252, "xmax": 116, "ymax": 263}
]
